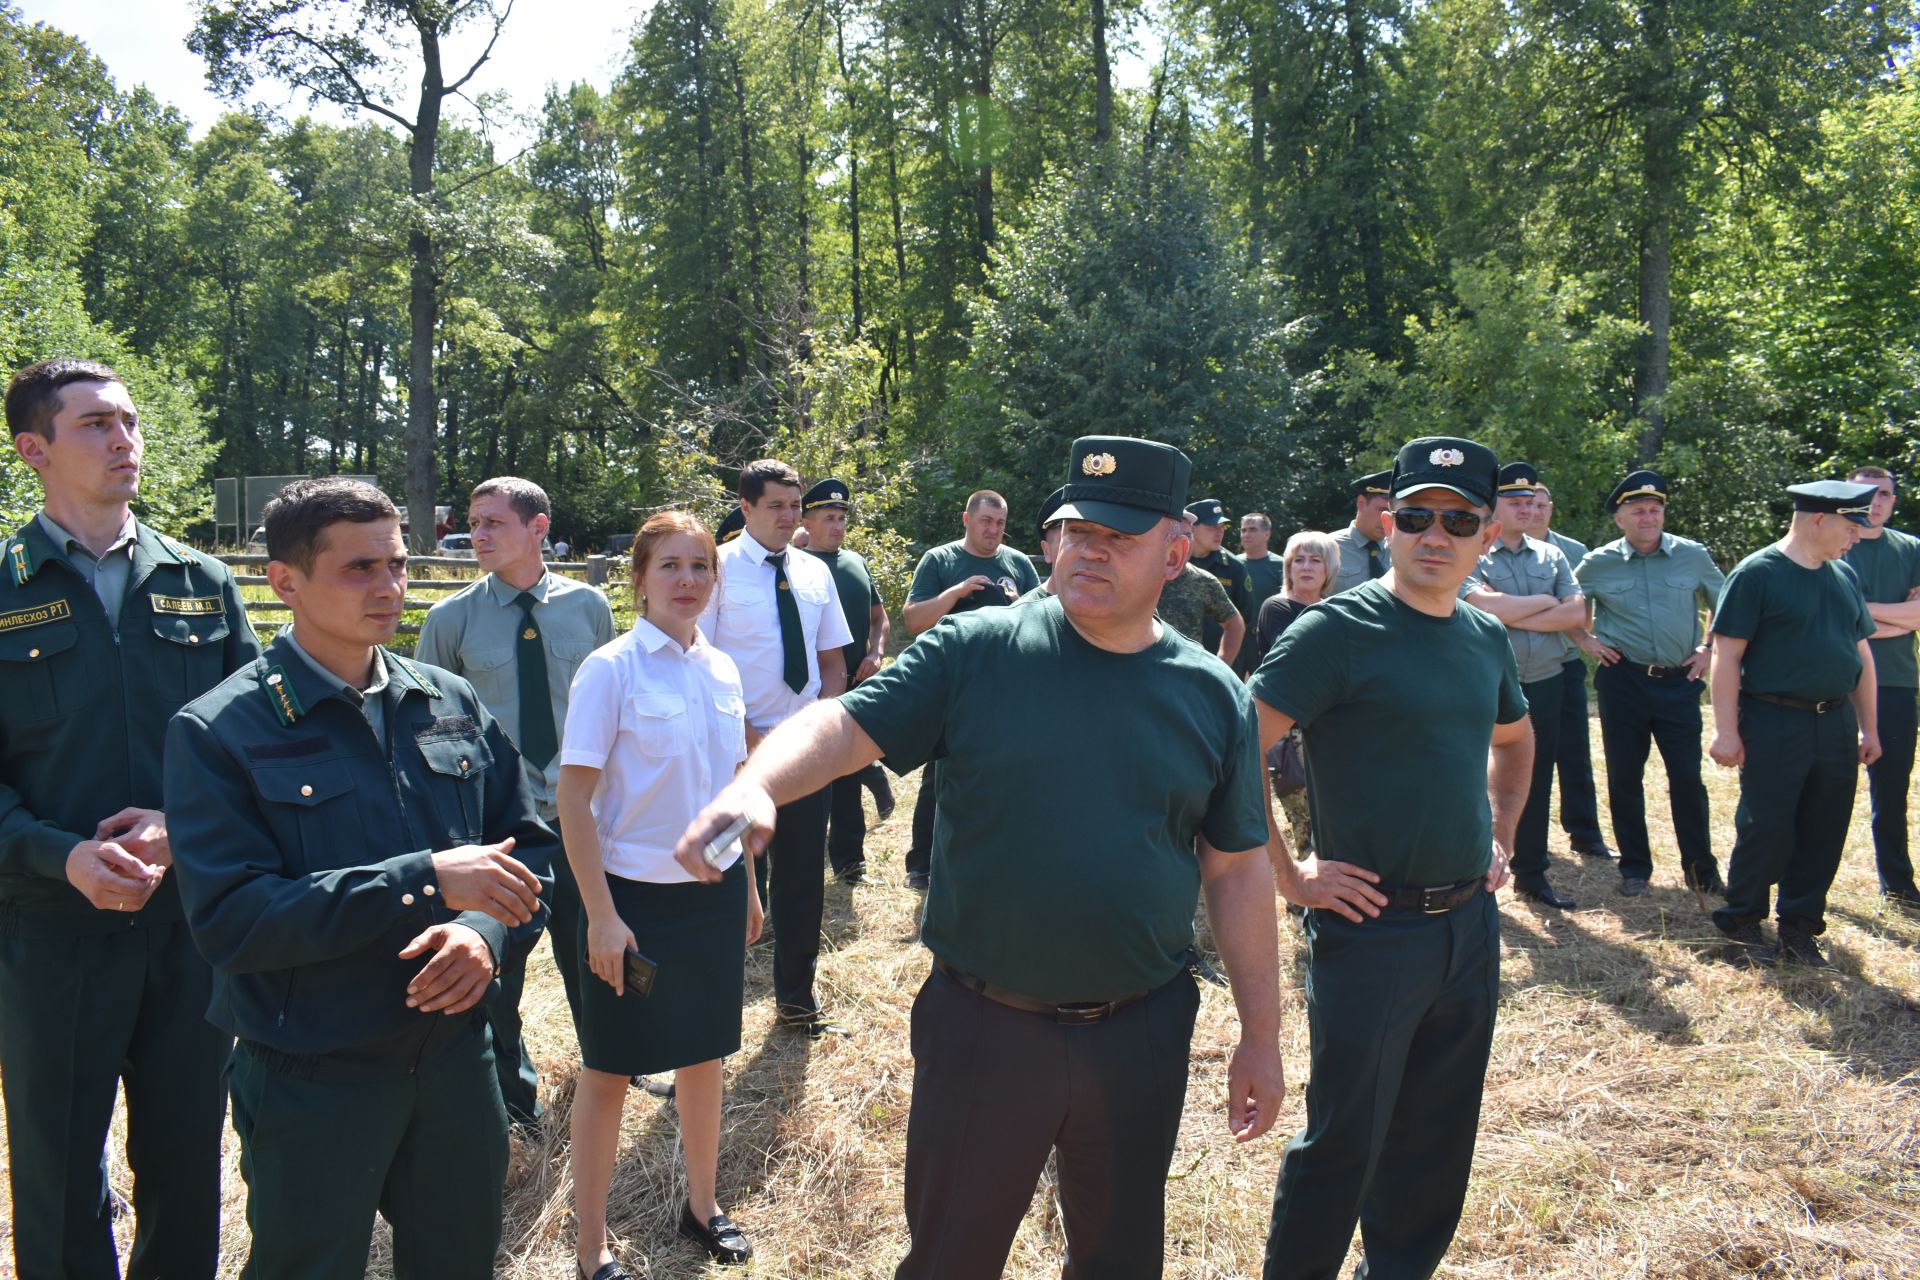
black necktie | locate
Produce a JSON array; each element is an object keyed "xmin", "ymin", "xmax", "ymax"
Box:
[
  {"xmin": 1367, "ymin": 543, "xmax": 1385, "ymax": 579},
  {"xmin": 765, "ymin": 553, "xmax": 808, "ymax": 693},
  {"xmin": 513, "ymin": 592, "xmax": 559, "ymax": 769}
]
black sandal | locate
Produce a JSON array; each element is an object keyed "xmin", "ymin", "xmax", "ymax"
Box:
[{"xmin": 678, "ymin": 1201, "xmax": 753, "ymax": 1265}]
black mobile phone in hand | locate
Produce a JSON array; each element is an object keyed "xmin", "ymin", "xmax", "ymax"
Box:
[{"xmin": 622, "ymin": 947, "xmax": 658, "ymax": 998}]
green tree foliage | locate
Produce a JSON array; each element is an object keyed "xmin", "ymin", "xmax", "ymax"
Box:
[
  {"xmin": 935, "ymin": 155, "xmax": 1300, "ymax": 546},
  {"xmin": 9, "ymin": 0, "xmax": 1919, "ymax": 568}
]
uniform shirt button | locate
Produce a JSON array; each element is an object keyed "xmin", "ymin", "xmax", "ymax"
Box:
[
  {"xmin": 188, "ymin": 634, "xmax": 200, "ymax": 644},
  {"xmin": 28, "ymin": 648, "xmax": 39, "ymax": 659},
  {"xmin": 459, "ymin": 758, "xmax": 469, "ymax": 772},
  {"xmin": 423, "ymin": 884, "xmax": 436, "ymax": 897},
  {"xmin": 401, "ymin": 893, "xmax": 416, "ymax": 906},
  {"xmin": 300, "ymin": 784, "xmax": 314, "ymax": 797}
]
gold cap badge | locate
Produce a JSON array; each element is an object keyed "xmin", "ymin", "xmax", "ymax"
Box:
[{"xmin": 1081, "ymin": 452, "xmax": 1118, "ymax": 477}]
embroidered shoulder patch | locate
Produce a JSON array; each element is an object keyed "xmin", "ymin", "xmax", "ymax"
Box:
[{"xmin": 0, "ymin": 598, "xmax": 72, "ymax": 633}]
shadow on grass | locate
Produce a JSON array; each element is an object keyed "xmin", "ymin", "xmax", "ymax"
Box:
[{"xmin": 1497, "ymin": 898, "xmax": 1699, "ymax": 1045}]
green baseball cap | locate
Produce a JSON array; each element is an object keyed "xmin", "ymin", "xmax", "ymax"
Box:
[{"xmin": 1053, "ymin": 436, "xmax": 1192, "ymax": 536}]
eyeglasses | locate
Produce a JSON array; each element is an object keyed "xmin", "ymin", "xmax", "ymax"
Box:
[{"xmin": 1391, "ymin": 507, "xmax": 1486, "ymax": 538}]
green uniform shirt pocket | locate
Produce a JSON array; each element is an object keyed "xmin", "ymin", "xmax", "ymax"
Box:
[
  {"xmin": 150, "ymin": 611, "xmax": 232, "ymax": 700},
  {"xmin": 248, "ymin": 760, "xmax": 363, "ymax": 873},
  {"xmin": 416, "ymin": 731, "xmax": 495, "ymax": 844},
  {"xmin": 0, "ymin": 615, "xmax": 79, "ymax": 724}
]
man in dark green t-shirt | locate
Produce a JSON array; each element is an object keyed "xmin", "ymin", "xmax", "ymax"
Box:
[
  {"xmin": 1187, "ymin": 498, "xmax": 1256, "ymax": 675},
  {"xmin": 899, "ymin": 490, "xmax": 1041, "ymax": 889},
  {"xmin": 801, "ymin": 478, "xmax": 894, "ymax": 884},
  {"xmin": 1844, "ymin": 466, "xmax": 1920, "ymax": 912},
  {"xmin": 670, "ymin": 436, "xmax": 1282, "ymax": 1280},
  {"xmin": 1239, "ymin": 511, "xmax": 1286, "ymax": 669},
  {"xmin": 1708, "ymin": 480, "xmax": 1882, "ymax": 967},
  {"xmin": 1250, "ymin": 435, "xmax": 1533, "ymax": 1280}
]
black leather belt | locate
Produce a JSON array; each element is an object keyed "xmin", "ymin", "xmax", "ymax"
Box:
[
  {"xmin": 1745, "ymin": 691, "xmax": 1846, "ymax": 714},
  {"xmin": 1641, "ymin": 664, "xmax": 1690, "ymax": 678},
  {"xmin": 934, "ymin": 959, "xmax": 1150, "ymax": 1025},
  {"xmin": 1382, "ymin": 879, "xmax": 1483, "ymax": 915}
]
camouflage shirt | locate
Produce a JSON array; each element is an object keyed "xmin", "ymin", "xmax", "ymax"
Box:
[{"xmin": 1158, "ymin": 565, "xmax": 1237, "ymax": 649}]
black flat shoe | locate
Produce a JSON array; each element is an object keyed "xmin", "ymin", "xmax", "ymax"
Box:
[
  {"xmin": 580, "ymin": 1259, "xmax": 638, "ymax": 1280},
  {"xmin": 1570, "ymin": 838, "xmax": 1617, "ymax": 860},
  {"xmin": 776, "ymin": 1009, "xmax": 853, "ymax": 1039},
  {"xmin": 1514, "ymin": 876, "xmax": 1577, "ymax": 911},
  {"xmin": 678, "ymin": 1202, "xmax": 753, "ymax": 1265}
]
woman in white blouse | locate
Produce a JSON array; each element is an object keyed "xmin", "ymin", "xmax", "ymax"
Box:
[{"xmin": 557, "ymin": 511, "xmax": 759, "ymax": 1278}]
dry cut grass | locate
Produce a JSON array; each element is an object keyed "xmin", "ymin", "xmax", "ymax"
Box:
[{"xmin": 3, "ymin": 708, "xmax": 1917, "ymax": 1278}]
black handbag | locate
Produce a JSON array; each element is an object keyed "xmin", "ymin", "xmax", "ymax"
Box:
[{"xmin": 1266, "ymin": 730, "xmax": 1307, "ymax": 798}]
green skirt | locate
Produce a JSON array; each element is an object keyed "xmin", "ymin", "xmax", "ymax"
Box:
[{"xmin": 576, "ymin": 859, "xmax": 747, "ymax": 1077}]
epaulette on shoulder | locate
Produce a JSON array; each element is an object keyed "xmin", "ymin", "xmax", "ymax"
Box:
[
  {"xmin": 259, "ymin": 664, "xmax": 306, "ymax": 727},
  {"xmin": 388, "ymin": 652, "xmax": 444, "ymax": 699},
  {"xmin": 157, "ymin": 533, "xmax": 201, "ymax": 565},
  {"xmin": 6, "ymin": 538, "xmax": 32, "ymax": 588}
]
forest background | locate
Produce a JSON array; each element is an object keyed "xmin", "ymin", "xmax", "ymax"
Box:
[{"xmin": 4, "ymin": 0, "xmax": 1919, "ymax": 599}]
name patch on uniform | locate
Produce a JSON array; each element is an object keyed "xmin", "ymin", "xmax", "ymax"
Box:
[
  {"xmin": 0, "ymin": 599, "xmax": 72, "ymax": 633},
  {"xmin": 417, "ymin": 715, "xmax": 478, "ymax": 740},
  {"xmin": 150, "ymin": 593, "xmax": 223, "ymax": 616}
]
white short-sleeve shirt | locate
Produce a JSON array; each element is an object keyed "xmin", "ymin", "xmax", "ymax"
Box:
[
  {"xmin": 559, "ymin": 619, "xmax": 749, "ymax": 883},
  {"xmin": 700, "ymin": 533, "xmax": 855, "ymax": 731}
]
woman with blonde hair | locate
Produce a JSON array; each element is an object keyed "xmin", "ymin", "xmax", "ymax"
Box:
[
  {"xmin": 1256, "ymin": 529, "xmax": 1341, "ymax": 856},
  {"xmin": 559, "ymin": 511, "xmax": 759, "ymax": 1278}
]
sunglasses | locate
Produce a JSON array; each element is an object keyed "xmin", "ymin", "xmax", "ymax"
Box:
[{"xmin": 1391, "ymin": 507, "xmax": 1487, "ymax": 537}]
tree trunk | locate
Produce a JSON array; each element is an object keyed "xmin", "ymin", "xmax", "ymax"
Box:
[
  {"xmin": 404, "ymin": 18, "xmax": 445, "ymax": 552},
  {"xmin": 1248, "ymin": 68, "xmax": 1269, "ymax": 266},
  {"xmin": 1345, "ymin": 0, "xmax": 1387, "ymax": 354},
  {"xmin": 1634, "ymin": 0, "xmax": 1677, "ymax": 464},
  {"xmin": 836, "ymin": 14, "xmax": 864, "ymax": 336},
  {"xmin": 1091, "ymin": 0, "xmax": 1112, "ymax": 144},
  {"xmin": 882, "ymin": 33, "xmax": 914, "ymax": 369},
  {"xmin": 731, "ymin": 52, "xmax": 770, "ymax": 388}
]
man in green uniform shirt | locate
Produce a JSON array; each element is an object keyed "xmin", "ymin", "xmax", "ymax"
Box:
[
  {"xmin": 1240, "ymin": 512, "xmax": 1286, "ymax": 608},
  {"xmin": 1460, "ymin": 462, "xmax": 1585, "ymax": 910},
  {"xmin": 1252, "ymin": 435, "xmax": 1533, "ymax": 1280},
  {"xmin": 900, "ymin": 490, "xmax": 1039, "ymax": 890},
  {"xmin": 166, "ymin": 478, "xmax": 555, "ymax": 1279},
  {"xmin": 672, "ymin": 436, "xmax": 1283, "ymax": 1280},
  {"xmin": 799, "ymin": 477, "xmax": 894, "ymax": 885},
  {"xmin": 1574, "ymin": 470, "xmax": 1727, "ymax": 897},
  {"xmin": 1186, "ymin": 498, "xmax": 1256, "ymax": 674},
  {"xmin": 1328, "ymin": 470, "xmax": 1392, "ymax": 594},
  {"xmin": 1843, "ymin": 466, "xmax": 1920, "ymax": 912},
  {"xmin": 1529, "ymin": 482, "xmax": 1614, "ymax": 862},
  {"xmin": 1708, "ymin": 480, "xmax": 1881, "ymax": 968},
  {"xmin": 414, "ymin": 476, "xmax": 615, "ymax": 1122},
  {"xmin": 0, "ymin": 358, "xmax": 263, "ymax": 1280}
]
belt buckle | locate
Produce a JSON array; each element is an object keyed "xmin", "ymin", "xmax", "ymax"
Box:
[
  {"xmin": 1644, "ymin": 664, "xmax": 1660, "ymax": 678},
  {"xmin": 1420, "ymin": 887, "xmax": 1450, "ymax": 915},
  {"xmin": 1056, "ymin": 1002, "xmax": 1113, "ymax": 1026}
]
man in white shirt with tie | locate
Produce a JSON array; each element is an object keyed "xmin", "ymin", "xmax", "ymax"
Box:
[{"xmin": 701, "ymin": 460, "xmax": 855, "ymax": 1035}]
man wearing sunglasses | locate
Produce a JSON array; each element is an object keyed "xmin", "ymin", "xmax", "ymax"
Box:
[
  {"xmin": 1250, "ymin": 436, "xmax": 1533, "ymax": 1280},
  {"xmin": 1707, "ymin": 479, "xmax": 1882, "ymax": 968}
]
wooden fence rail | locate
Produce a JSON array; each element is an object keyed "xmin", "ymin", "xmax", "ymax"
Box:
[{"xmin": 217, "ymin": 554, "xmax": 615, "ymax": 652}]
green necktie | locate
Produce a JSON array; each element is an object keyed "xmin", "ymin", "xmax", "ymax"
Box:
[
  {"xmin": 1367, "ymin": 542, "xmax": 1385, "ymax": 578},
  {"xmin": 513, "ymin": 591, "xmax": 559, "ymax": 769},
  {"xmin": 766, "ymin": 552, "xmax": 809, "ymax": 693}
]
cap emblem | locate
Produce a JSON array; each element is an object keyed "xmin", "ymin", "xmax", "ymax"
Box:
[
  {"xmin": 1081, "ymin": 452, "xmax": 1118, "ymax": 477},
  {"xmin": 1430, "ymin": 448, "xmax": 1465, "ymax": 468}
]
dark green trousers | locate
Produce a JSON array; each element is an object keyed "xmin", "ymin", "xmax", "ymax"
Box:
[
  {"xmin": 226, "ymin": 1020, "xmax": 509, "ymax": 1280},
  {"xmin": 0, "ymin": 919, "xmax": 229, "ymax": 1280},
  {"xmin": 488, "ymin": 817, "xmax": 580, "ymax": 1124},
  {"xmin": 1714, "ymin": 696, "xmax": 1860, "ymax": 935},
  {"xmin": 1264, "ymin": 890, "xmax": 1500, "ymax": 1280}
]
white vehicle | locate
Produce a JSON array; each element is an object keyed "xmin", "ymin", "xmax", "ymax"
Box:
[{"xmin": 438, "ymin": 533, "xmax": 477, "ymax": 559}]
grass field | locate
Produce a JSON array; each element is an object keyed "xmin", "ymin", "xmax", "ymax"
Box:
[{"xmin": 4, "ymin": 701, "xmax": 1916, "ymax": 1278}]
